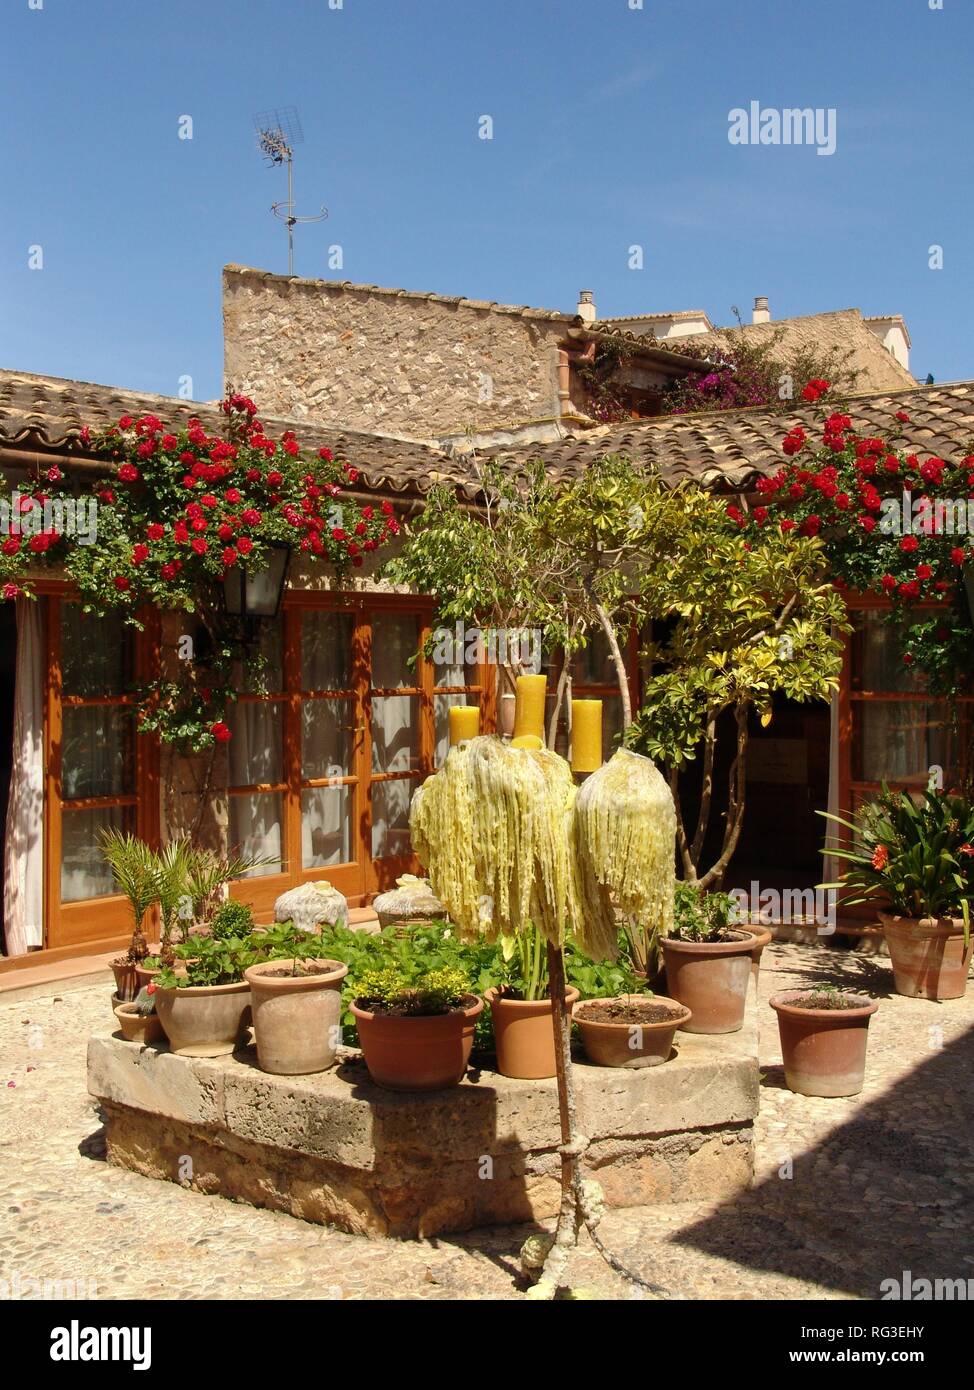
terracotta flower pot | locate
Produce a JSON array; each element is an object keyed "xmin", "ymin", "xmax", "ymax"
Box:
[
  {"xmin": 743, "ymin": 924, "xmax": 773, "ymax": 987},
  {"xmin": 111, "ymin": 960, "xmax": 139, "ymax": 1004},
  {"xmin": 350, "ymin": 994, "xmax": 483, "ymax": 1091},
  {"xmin": 154, "ymin": 980, "xmax": 252, "ymax": 1057},
  {"xmin": 244, "ymin": 958, "xmax": 349, "ymax": 1075},
  {"xmin": 661, "ymin": 927, "xmax": 762, "ymax": 1034},
  {"xmin": 574, "ymin": 994, "xmax": 691, "ymax": 1068},
  {"xmin": 484, "ymin": 985, "xmax": 580, "ymax": 1078},
  {"xmin": 770, "ymin": 989, "xmax": 879, "ymax": 1097},
  {"xmin": 134, "ymin": 963, "xmax": 161, "ymax": 992},
  {"xmin": 113, "ymin": 1001, "xmax": 165, "ymax": 1045},
  {"xmin": 878, "ymin": 913, "xmax": 973, "ymax": 1001}
]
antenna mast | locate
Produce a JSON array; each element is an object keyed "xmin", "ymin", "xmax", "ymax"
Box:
[{"xmin": 253, "ymin": 107, "xmax": 328, "ymax": 276}]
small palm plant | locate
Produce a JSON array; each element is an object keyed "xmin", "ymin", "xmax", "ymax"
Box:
[
  {"xmin": 99, "ymin": 829, "xmax": 162, "ymax": 971},
  {"xmin": 185, "ymin": 847, "xmax": 275, "ymax": 928},
  {"xmin": 153, "ymin": 837, "xmax": 194, "ymax": 967}
]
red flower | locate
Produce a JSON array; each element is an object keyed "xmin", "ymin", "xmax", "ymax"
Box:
[
  {"xmin": 895, "ymin": 410, "xmax": 911, "ymax": 423},
  {"xmin": 221, "ymin": 547, "xmax": 237, "ymax": 567},
  {"xmin": 871, "ymin": 844, "xmax": 889, "ymax": 870},
  {"xmin": 959, "ymin": 844, "xmax": 974, "ymax": 857},
  {"xmin": 951, "ymin": 547, "xmax": 966, "ymax": 565},
  {"xmin": 118, "ymin": 415, "xmax": 133, "ymax": 430},
  {"xmin": 210, "ymin": 721, "xmax": 231, "ymax": 743},
  {"xmin": 2, "ymin": 582, "xmax": 20, "ymax": 600},
  {"xmin": 860, "ymin": 515, "xmax": 876, "ymax": 532},
  {"xmin": 900, "ymin": 535, "xmax": 919, "ymax": 553},
  {"xmin": 880, "ymin": 574, "xmax": 896, "ymax": 593},
  {"xmin": 191, "ymin": 538, "xmax": 208, "ymax": 555},
  {"xmin": 899, "ymin": 580, "xmax": 921, "ymax": 599},
  {"xmin": 318, "ymin": 447, "xmax": 333, "ymax": 461},
  {"xmin": 237, "ymin": 536, "xmax": 254, "ymax": 555},
  {"xmin": 117, "ymin": 463, "xmax": 139, "ymax": 483},
  {"xmin": 131, "ymin": 544, "xmax": 150, "ymax": 565},
  {"xmin": 266, "ymin": 471, "xmax": 283, "ymax": 487},
  {"xmin": 147, "ymin": 523, "xmax": 165, "ymax": 541},
  {"xmin": 381, "ymin": 501, "xmax": 394, "ymax": 516},
  {"xmin": 113, "ymin": 576, "xmax": 131, "ymax": 591},
  {"xmin": 2, "ymin": 537, "xmax": 21, "ymax": 555},
  {"xmin": 241, "ymin": 509, "xmax": 261, "ymax": 527},
  {"xmin": 916, "ymin": 564, "xmax": 932, "ymax": 581}
]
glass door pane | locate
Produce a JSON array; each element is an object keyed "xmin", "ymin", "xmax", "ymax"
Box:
[
  {"xmin": 370, "ymin": 610, "xmax": 423, "ymax": 864},
  {"xmin": 300, "ymin": 610, "xmax": 359, "ymax": 870}
]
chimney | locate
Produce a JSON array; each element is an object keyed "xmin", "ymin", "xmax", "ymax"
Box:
[
  {"xmin": 752, "ymin": 295, "xmax": 771, "ymax": 325},
  {"xmin": 577, "ymin": 289, "xmax": 597, "ymax": 324}
]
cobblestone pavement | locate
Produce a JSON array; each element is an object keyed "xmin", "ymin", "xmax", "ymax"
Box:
[{"xmin": 2, "ymin": 940, "xmax": 973, "ymax": 1301}]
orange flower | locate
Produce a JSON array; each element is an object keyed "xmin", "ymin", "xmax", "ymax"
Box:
[{"xmin": 872, "ymin": 844, "xmax": 889, "ymax": 870}]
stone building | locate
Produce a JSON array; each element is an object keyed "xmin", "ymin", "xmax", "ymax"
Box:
[{"xmin": 0, "ymin": 270, "xmax": 963, "ymax": 963}]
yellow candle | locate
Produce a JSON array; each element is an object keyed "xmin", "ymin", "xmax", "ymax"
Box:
[
  {"xmin": 513, "ymin": 674, "xmax": 547, "ymax": 741},
  {"xmin": 510, "ymin": 733, "xmax": 543, "ymax": 750},
  {"xmin": 448, "ymin": 705, "xmax": 481, "ymax": 745},
  {"xmin": 571, "ymin": 699, "xmax": 603, "ymax": 773}
]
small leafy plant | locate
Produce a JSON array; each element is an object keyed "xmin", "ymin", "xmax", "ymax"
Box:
[
  {"xmin": 210, "ymin": 899, "xmax": 257, "ymax": 940},
  {"xmin": 669, "ymin": 881, "xmax": 740, "ymax": 943},
  {"xmin": 354, "ymin": 964, "xmax": 470, "ymax": 1017}
]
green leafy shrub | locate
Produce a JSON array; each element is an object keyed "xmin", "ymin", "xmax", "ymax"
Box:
[
  {"xmin": 211, "ymin": 900, "xmax": 257, "ymax": 940},
  {"xmin": 354, "ymin": 964, "xmax": 470, "ymax": 1016}
]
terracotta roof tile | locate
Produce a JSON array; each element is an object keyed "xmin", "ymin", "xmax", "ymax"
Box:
[
  {"xmin": 477, "ymin": 381, "xmax": 974, "ymax": 490},
  {"xmin": 0, "ymin": 369, "xmax": 470, "ymax": 498}
]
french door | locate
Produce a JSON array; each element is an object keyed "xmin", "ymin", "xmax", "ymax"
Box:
[
  {"xmin": 44, "ymin": 595, "xmax": 159, "ymax": 948},
  {"xmin": 229, "ymin": 595, "xmax": 489, "ymax": 915}
]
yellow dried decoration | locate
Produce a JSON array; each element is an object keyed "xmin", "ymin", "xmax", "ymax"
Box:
[
  {"xmin": 410, "ymin": 736, "xmax": 577, "ymax": 946},
  {"xmin": 409, "ymin": 738, "xmax": 675, "ymax": 964},
  {"xmin": 572, "ymin": 748, "xmax": 676, "ymax": 960}
]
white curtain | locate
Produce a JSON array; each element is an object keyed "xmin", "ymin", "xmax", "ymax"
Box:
[
  {"xmin": 4, "ymin": 599, "xmax": 44, "ymax": 954},
  {"xmin": 227, "ymin": 702, "xmax": 283, "ymax": 875}
]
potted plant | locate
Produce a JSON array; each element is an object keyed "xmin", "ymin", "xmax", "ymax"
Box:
[
  {"xmin": 769, "ymin": 983, "xmax": 879, "ymax": 1097},
  {"xmin": 113, "ymin": 984, "xmax": 165, "ymax": 1046},
  {"xmin": 573, "ymin": 993, "xmax": 691, "ymax": 1068},
  {"xmin": 244, "ymin": 923, "xmax": 349, "ymax": 1076},
  {"xmin": 153, "ymin": 935, "xmax": 255, "ymax": 1057},
  {"xmin": 99, "ymin": 830, "xmax": 162, "ymax": 1004},
  {"xmin": 350, "ymin": 963, "xmax": 483, "ymax": 1091},
  {"xmin": 484, "ymin": 924, "xmax": 580, "ymax": 1079},
  {"xmin": 822, "ymin": 785, "xmax": 974, "ymax": 1000},
  {"xmin": 660, "ymin": 882, "xmax": 765, "ymax": 1033}
]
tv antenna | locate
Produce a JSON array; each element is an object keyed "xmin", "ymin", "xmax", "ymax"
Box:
[{"xmin": 253, "ymin": 107, "xmax": 328, "ymax": 276}]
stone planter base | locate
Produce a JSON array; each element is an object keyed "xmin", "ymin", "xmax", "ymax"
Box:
[{"xmin": 87, "ymin": 995, "xmax": 758, "ymax": 1240}]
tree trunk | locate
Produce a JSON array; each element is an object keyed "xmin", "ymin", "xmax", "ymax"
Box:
[
  {"xmin": 594, "ymin": 603, "xmax": 632, "ymax": 729},
  {"xmin": 699, "ymin": 705, "xmax": 749, "ymax": 890}
]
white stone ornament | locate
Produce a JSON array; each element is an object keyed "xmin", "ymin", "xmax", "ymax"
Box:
[{"xmin": 273, "ymin": 881, "xmax": 349, "ymax": 933}]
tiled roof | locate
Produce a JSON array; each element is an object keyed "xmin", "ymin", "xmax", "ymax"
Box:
[
  {"xmin": 597, "ymin": 309, "xmax": 713, "ymax": 326},
  {"xmin": 5, "ymin": 369, "xmax": 974, "ymax": 502},
  {"xmin": 477, "ymin": 381, "xmax": 974, "ymax": 490},
  {"xmin": 0, "ymin": 369, "xmax": 462, "ymax": 499}
]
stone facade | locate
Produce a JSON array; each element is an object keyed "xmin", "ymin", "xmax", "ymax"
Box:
[{"xmin": 224, "ymin": 265, "xmax": 576, "ymax": 439}]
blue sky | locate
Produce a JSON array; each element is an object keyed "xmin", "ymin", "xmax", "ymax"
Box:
[{"xmin": 1, "ymin": 0, "xmax": 969, "ymax": 401}]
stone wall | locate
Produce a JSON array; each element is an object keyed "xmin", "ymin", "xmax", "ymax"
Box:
[{"xmin": 223, "ymin": 265, "xmax": 575, "ymax": 439}]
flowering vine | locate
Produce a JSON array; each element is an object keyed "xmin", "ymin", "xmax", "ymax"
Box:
[
  {"xmin": 0, "ymin": 392, "xmax": 399, "ymax": 746},
  {"xmin": 725, "ymin": 384, "xmax": 974, "ymax": 693}
]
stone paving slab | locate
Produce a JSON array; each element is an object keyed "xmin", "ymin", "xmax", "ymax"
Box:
[{"xmin": 2, "ymin": 940, "xmax": 973, "ymax": 1299}]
